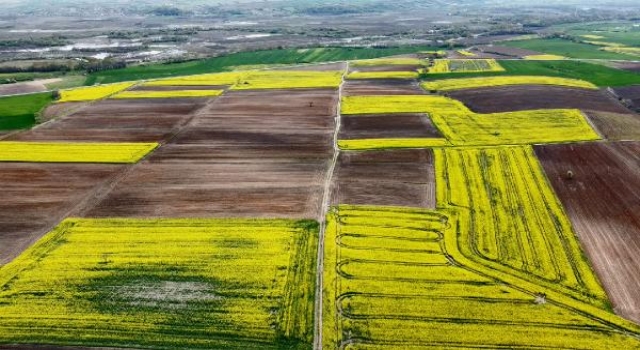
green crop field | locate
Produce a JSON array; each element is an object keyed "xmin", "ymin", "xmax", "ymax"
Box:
[
  {"xmin": 502, "ymin": 38, "xmax": 638, "ymax": 60},
  {"xmin": 0, "ymin": 92, "xmax": 53, "ymax": 130},
  {"xmin": 87, "ymin": 46, "xmax": 438, "ymax": 85}
]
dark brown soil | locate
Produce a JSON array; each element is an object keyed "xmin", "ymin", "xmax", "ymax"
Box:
[
  {"xmin": 0, "ymin": 163, "xmax": 122, "ymax": 264},
  {"xmin": 449, "ymin": 85, "xmax": 630, "ymax": 114},
  {"xmin": 332, "ymin": 149, "xmax": 436, "ymax": 208},
  {"xmin": 38, "ymin": 102, "xmax": 89, "ymax": 123},
  {"xmin": 84, "ymin": 88, "xmax": 338, "ymax": 220},
  {"xmin": 339, "ymin": 114, "xmax": 442, "ymax": 139},
  {"xmin": 613, "ymin": 85, "xmax": 640, "ymax": 111},
  {"xmin": 535, "ymin": 141, "xmax": 640, "ymax": 323},
  {"xmin": 584, "ymin": 111, "xmax": 640, "ymax": 141},
  {"xmin": 343, "ymin": 79, "xmax": 425, "ymax": 95},
  {"xmin": 129, "ymin": 85, "xmax": 229, "ymax": 91}
]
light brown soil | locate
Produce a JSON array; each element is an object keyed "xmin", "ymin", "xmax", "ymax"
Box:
[
  {"xmin": 610, "ymin": 62, "xmax": 640, "ymax": 72},
  {"xmin": 38, "ymin": 102, "xmax": 89, "ymax": 123},
  {"xmin": 332, "ymin": 149, "xmax": 436, "ymax": 208},
  {"xmin": 339, "ymin": 113, "xmax": 442, "ymax": 139},
  {"xmin": 84, "ymin": 88, "xmax": 337, "ymax": 219},
  {"xmin": 0, "ymin": 79, "xmax": 60, "ymax": 96},
  {"xmin": 584, "ymin": 111, "xmax": 640, "ymax": 141},
  {"xmin": 448, "ymin": 85, "xmax": 630, "ymax": 114},
  {"xmin": 343, "ymin": 79, "xmax": 425, "ymax": 95},
  {"xmin": 0, "ymin": 163, "xmax": 123, "ymax": 264},
  {"xmin": 8, "ymin": 98, "xmax": 208, "ymax": 142},
  {"xmin": 535, "ymin": 141, "xmax": 640, "ymax": 323}
]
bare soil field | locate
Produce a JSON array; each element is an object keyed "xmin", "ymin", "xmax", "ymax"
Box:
[
  {"xmin": 449, "ymin": 85, "xmax": 630, "ymax": 114},
  {"xmin": 39, "ymin": 101, "xmax": 89, "ymax": 122},
  {"xmin": 476, "ymin": 45, "xmax": 541, "ymax": 58},
  {"xmin": 129, "ymin": 85, "xmax": 229, "ymax": 91},
  {"xmin": 349, "ymin": 65, "xmax": 421, "ymax": 72},
  {"xmin": 84, "ymin": 88, "xmax": 337, "ymax": 219},
  {"xmin": 339, "ymin": 113, "xmax": 442, "ymax": 139},
  {"xmin": 535, "ymin": 141, "xmax": 640, "ymax": 323},
  {"xmin": 343, "ymin": 79, "xmax": 425, "ymax": 95},
  {"xmin": 611, "ymin": 62, "xmax": 640, "ymax": 73},
  {"xmin": 8, "ymin": 98, "xmax": 207, "ymax": 142},
  {"xmin": 0, "ymin": 78, "xmax": 59, "ymax": 96},
  {"xmin": 613, "ymin": 85, "xmax": 640, "ymax": 111},
  {"xmin": 0, "ymin": 163, "xmax": 122, "ymax": 264},
  {"xmin": 584, "ymin": 111, "xmax": 640, "ymax": 140},
  {"xmin": 332, "ymin": 149, "xmax": 436, "ymax": 208}
]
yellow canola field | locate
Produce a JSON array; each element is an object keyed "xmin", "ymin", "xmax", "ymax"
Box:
[
  {"xmin": 112, "ymin": 90, "xmax": 224, "ymax": 99},
  {"xmin": 0, "ymin": 141, "xmax": 158, "ymax": 163},
  {"xmin": 422, "ymin": 75, "xmax": 597, "ymax": 91},
  {"xmin": 602, "ymin": 46, "xmax": 640, "ymax": 57},
  {"xmin": 0, "ymin": 218, "xmax": 318, "ymax": 349},
  {"xmin": 143, "ymin": 72, "xmax": 244, "ymax": 86},
  {"xmin": 340, "ymin": 95, "xmax": 599, "ymax": 148},
  {"xmin": 582, "ymin": 34, "xmax": 605, "ymax": 40},
  {"xmin": 232, "ymin": 70, "xmax": 343, "ymax": 90},
  {"xmin": 457, "ymin": 50, "xmax": 476, "ymax": 57},
  {"xmin": 338, "ymin": 138, "xmax": 450, "ymax": 150},
  {"xmin": 346, "ymin": 71, "xmax": 419, "ymax": 80},
  {"xmin": 323, "ymin": 205, "xmax": 640, "ymax": 349},
  {"xmin": 523, "ymin": 54, "xmax": 567, "ymax": 60},
  {"xmin": 427, "ymin": 59, "xmax": 504, "ymax": 74},
  {"xmin": 58, "ymin": 82, "xmax": 136, "ymax": 103},
  {"xmin": 350, "ymin": 57, "xmax": 425, "ymax": 66}
]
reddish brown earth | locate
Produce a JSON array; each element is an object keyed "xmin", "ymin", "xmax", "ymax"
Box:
[
  {"xmin": 613, "ymin": 85, "xmax": 640, "ymax": 111},
  {"xmin": 584, "ymin": 111, "xmax": 640, "ymax": 140},
  {"xmin": 534, "ymin": 141, "xmax": 640, "ymax": 323},
  {"xmin": 343, "ymin": 79, "xmax": 425, "ymax": 95},
  {"xmin": 0, "ymin": 163, "xmax": 123, "ymax": 264},
  {"xmin": 332, "ymin": 149, "xmax": 436, "ymax": 208},
  {"xmin": 129, "ymin": 85, "xmax": 229, "ymax": 91},
  {"xmin": 476, "ymin": 45, "xmax": 541, "ymax": 58},
  {"xmin": 84, "ymin": 89, "xmax": 337, "ymax": 219},
  {"xmin": 448, "ymin": 85, "xmax": 630, "ymax": 114},
  {"xmin": 339, "ymin": 113, "xmax": 441, "ymax": 139},
  {"xmin": 7, "ymin": 98, "xmax": 208, "ymax": 142}
]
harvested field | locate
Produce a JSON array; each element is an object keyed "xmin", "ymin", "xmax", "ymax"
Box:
[
  {"xmin": 449, "ymin": 85, "xmax": 630, "ymax": 114},
  {"xmin": 476, "ymin": 45, "xmax": 542, "ymax": 58},
  {"xmin": 339, "ymin": 113, "xmax": 441, "ymax": 139},
  {"xmin": 585, "ymin": 111, "xmax": 640, "ymax": 140},
  {"xmin": 85, "ymin": 88, "xmax": 337, "ymax": 219},
  {"xmin": 8, "ymin": 98, "xmax": 208, "ymax": 142},
  {"xmin": 613, "ymin": 85, "xmax": 640, "ymax": 111},
  {"xmin": 534, "ymin": 142, "xmax": 640, "ymax": 323},
  {"xmin": 343, "ymin": 79, "xmax": 425, "ymax": 95},
  {"xmin": 0, "ymin": 163, "xmax": 122, "ymax": 264},
  {"xmin": 332, "ymin": 149, "xmax": 436, "ymax": 208}
]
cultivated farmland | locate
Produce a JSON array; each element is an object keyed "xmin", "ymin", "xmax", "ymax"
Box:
[
  {"xmin": 427, "ymin": 59, "xmax": 504, "ymax": 74},
  {"xmin": 423, "ymin": 76, "xmax": 597, "ymax": 91}
]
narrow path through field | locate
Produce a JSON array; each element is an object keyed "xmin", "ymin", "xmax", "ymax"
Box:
[{"xmin": 314, "ymin": 61, "xmax": 348, "ymax": 350}]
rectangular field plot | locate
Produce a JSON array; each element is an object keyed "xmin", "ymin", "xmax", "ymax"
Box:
[
  {"xmin": 535, "ymin": 141, "xmax": 640, "ymax": 323},
  {"xmin": 343, "ymin": 79, "xmax": 426, "ymax": 96},
  {"xmin": 0, "ymin": 163, "xmax": 122, "ymax": 264},
  {"xmin": 426, "ymin": 59, "xmax": 504, "ymax": 74},
  {"xmin": 8, "ymin": 98, "xmax": 208, "ymax": 143},
  {"xmin": 0, "ymin": 142, "xmax": 158, "ymax": 163},
  {"xmin": 346, "ymin": 71, "xmax": 418, "ymax": 80},
  {"xmin": 339, "ymin": 114, "xmax": 442, "ymax": 139},
  {"xmin": 58, "ymin": 82, "xmax": 136, "ymax": 102},
  {"xmin": 0, "ymin": 218, "xmax": 318, "ymax": 349},
  {"xmin": 231, "ymin": 71, "xmax": 343, "ymax": 90},
  {"xmin": 112, "ymin": 89, "xmax": 224, "ymax": 99},
  {"xmin": 584, "ymin": 111, "xmax": 640, "ymax": 141},
  {"xmin": 332, "ymin": 149, "xmax": 436, "ymax": 208},
  {"xmin": 323, "ymin": 205, "xmax": 640, "ymax": 349},
  {"xmin": 423, "ymin": 76, "xmax": 597, "ymax": 92}
]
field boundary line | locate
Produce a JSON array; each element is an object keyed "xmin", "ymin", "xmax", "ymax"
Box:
[{"xmin": 314, "ymin": 61, "xmax": 347, "ymax": 350}]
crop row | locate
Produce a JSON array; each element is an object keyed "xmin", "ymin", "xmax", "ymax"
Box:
[
  {"xmin": 0, "ymin": 141, "xmax": 158, "ymax": 163},
  {"xmin": 0, "ymin": 218, "xmax": 318, "ymax": 349},
  {"xmin": 323, "ymin": 205, "xmax": 640, "ymax": 349}
]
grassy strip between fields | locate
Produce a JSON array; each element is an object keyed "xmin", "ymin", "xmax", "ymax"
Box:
[
  {"xmin": 0, "ymin": 92, "xmax": 54, "ymax": 130},
  {"xmin": 0, "ymin": 141, "xmax": 158, "ymax": 163}
]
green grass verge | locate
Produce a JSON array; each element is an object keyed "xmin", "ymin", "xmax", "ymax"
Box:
[
  {"xmin": 87, "ymin": 46, "xmax": 438, "ymax": 85},
  {"xmin": 0, "ymin": 92, "xmax": 54, "ymax": 130},
  {"xmin": 421, "ymin": 60, "xmax": 640, "ymax": 87},
  {"xmin": 502, "ymin": 38, "xmax": 638, "ymax": 60}
]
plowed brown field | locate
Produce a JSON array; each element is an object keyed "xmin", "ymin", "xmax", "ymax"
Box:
[
  {"xmin": 584, "ymin": 111, "xmax": 640, "ymax": 140},
  {"xmin": 535, "ymin": 141, "xmax": 640, "ymax": 323},
  {"xmin": 343, "ymin": 79, "xmax": 425, "ymax": 95},
  {"xmin": 613, "ymin": 85, "xmax": 640, "ymax": 111},
  {"xmin": 0, "ymin": 163, "xmax": 122, "ymax": 264},
  {"xmin": 332, "ymin": 149, "xmax": 436, "ymax": 208},
  {"xmin": 339, "ymin": 113, "xmax": 441, "ymax": 139},
  {"xmin": 449, "ymin": 85, "xmax": 630, "ymax": 114}
]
